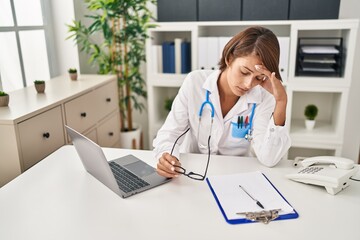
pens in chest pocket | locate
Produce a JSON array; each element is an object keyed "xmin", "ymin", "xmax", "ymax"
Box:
[
  {"xmin": 237, "ymin": 116, "xmax": 244, "ymax": 129},
  {"xmin": 245, "ymin": 116, "xmax": 249, "ymax": 128}
]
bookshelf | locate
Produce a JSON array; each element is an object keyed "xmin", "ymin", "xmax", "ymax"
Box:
[{"xmin": 146, "ymin": 19, "xmax": 358, "ymax": 160}]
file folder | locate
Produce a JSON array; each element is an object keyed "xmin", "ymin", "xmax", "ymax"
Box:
[{"xmin": 206, "ymin": 171, "xmax": 299, "ymax": 224}]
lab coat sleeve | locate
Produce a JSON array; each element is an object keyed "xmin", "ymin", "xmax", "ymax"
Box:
[
  {"xmin": 250, "ymin": 93, "xmax": 291, "ymax": 167},
  {"xmin": 152, "ymin": 74, "xmax": 192, "ymax": 161}
]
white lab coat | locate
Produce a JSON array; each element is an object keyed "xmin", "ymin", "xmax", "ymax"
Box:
[{"xmin": 153, "ymin": 70, "xmax": 291, "ymax": 167}]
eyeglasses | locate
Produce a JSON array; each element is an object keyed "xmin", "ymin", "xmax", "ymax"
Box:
[{"xmin": 170, "ymin": 128, "xmax": 211, "ymax": 181}]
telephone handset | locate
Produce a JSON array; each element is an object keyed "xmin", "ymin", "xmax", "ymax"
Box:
[{"xmin": 286, "ymin": 156, "xmax": 359, "ymax": 195}]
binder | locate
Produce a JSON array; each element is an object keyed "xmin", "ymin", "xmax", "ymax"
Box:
[
  {"xmin": 181, "ymin": 41, "xmax": 191, "ymax": 73},
  {"xmin": 162, "ymin": 42, "xmax": 170, "ymax": 73},
  {"xmin": 218, "ymin": 37, "xmax": 232, "ymax": 59},
  {"xmin": 198, "ymin": 37, "xmax": 208, "ymax": 70},
  {"xmin": 168, "ymin": 42, "xmax": 175, "ymax": 73},
  {"xmin": 207, "ymin": 37, "xmax": 219, "ymax": 70},
  {"xmin": 277, "ymin": 37, "xmax": 290, "ymax": 82},
  {"xmin": 174, "ymin": 38, "xmax": 183, "ymax": 74},
  {"xmin": 206, "ymin": 171, "xmax": 299, "ymax": 224},
  {"xmin": 162, "ymin": 41, "xmax": 175, "ymax": 73},
  {"xmin": 151, "ymin": 45, "xmax": 163, "ymax": 73}
]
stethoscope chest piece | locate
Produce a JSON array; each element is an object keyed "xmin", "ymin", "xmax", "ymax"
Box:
[{"xmin": 245, "ymin": 129, "xmax": 253, "ymax": 142}]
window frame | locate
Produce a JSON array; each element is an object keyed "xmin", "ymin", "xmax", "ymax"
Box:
[{"xmin": 0, "ymin": 0, "xmax": 55, "ymax": 91}]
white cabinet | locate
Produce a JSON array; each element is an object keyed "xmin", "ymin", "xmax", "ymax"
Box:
[
  {"xmin": 0, "ymin": 74, "xmax": 120, "ymax": 186},
  {"xmin": 18, "ymin": 106, "xmax": 65, "ymax": 170},
  {"xmin": 146, "ymin": 19, "xmax": 358, "ymax": 159}
]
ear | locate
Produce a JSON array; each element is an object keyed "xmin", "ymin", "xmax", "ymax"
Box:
[{"xmin": 225, "ymin": 55, "xmax": 233, "ymax": 67}]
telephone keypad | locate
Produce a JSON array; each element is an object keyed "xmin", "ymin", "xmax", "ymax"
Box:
[{"xmin": 298, "ymin": 167, "xmax": 324, "ymax": 174}]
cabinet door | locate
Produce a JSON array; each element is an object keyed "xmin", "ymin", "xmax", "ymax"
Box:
[
  {"xmin": 97, "ymin": 112, "xmax": 120, "ymax": 147},
  {"xmin": 64, "ymin": 90, "xmax": 97, "ymax": 133},
  {"xmin": 94, "ymin": 81, "xmax": 118, "ymax": 122},
  {"xmin": 18, "ymin": 106, "xmax": 65, "ymax": 171}
]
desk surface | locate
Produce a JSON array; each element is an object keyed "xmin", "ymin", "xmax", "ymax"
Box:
[{"xmin": 1, "ymin": 146, "xmax": 359, "ymax": 240}]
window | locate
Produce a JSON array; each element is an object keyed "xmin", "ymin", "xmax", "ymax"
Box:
[{"xmin": 0, "ymin": 0, "xmax": 51, "ymax": 92}]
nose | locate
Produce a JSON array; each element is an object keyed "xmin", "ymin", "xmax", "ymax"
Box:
[{"xmin": 243, "ymin": 76, "xmax": 255, "ymax": 89}]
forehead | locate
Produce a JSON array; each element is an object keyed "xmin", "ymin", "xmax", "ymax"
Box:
[{"xmin": 232, "ymin": 54, "xmax": 263, "ymax": 67}]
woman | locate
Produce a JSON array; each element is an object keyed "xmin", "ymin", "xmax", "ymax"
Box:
[{"xmin": 153, "ymin": 26, "xmax": 291, "ymax": 179}]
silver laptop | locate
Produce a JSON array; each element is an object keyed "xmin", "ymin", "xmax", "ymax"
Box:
[{"xmin": 65, "ymin": 125, "xmax": 170, "ymax": 198}]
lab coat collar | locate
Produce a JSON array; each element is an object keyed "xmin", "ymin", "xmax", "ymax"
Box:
[{"xmin": 201, "ymin": 70, "xmax": 263, "ymax": 122}]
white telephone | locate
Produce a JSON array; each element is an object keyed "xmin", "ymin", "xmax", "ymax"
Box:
[{"xmin": 286, "ymin": 156, "xmax": 359, "ymax": 195}]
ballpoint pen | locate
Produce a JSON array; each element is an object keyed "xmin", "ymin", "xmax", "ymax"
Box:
[
  {"xmin": 244, "ymin": 116, "xmax": 249, "ymax": 128},
  {"xmin": 237, "ymin": 116, "xmax": 241, "ymax": 129},
  {"xmin": 240, "ymin": 116, "xmax": 243, "ymax": 129},
  {"xmin": 239, "ymin": 185, "xmax": 265, "ymax": 209}
]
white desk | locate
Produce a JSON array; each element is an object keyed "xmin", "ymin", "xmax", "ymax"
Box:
[{"xmin": 1, "ymin": 146, "xmax": 359, "ymax": 240}]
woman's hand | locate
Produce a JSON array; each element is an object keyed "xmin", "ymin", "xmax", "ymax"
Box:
[
  {"xmin": 255, "ymin": 65, "xmax": 287, "ymax": 103},
  {"xmin": 157, "ymin": 152, "xmax": 181, "ymax": 178},
  {"xmin": 255, "ymin": 64, "xmax": 287, "ymax": 126}
]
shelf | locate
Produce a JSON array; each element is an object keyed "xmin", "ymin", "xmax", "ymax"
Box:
[{"xmin": 290, "ymin": 119, "xmax": 341, "ymax": 145}]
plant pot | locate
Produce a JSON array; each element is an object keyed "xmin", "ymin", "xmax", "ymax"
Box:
[
  {"xmin": 0, "ymin": 95, "xmax": 9, "ymax": 107},
  {"xmin": 35, "ymin": 83, "xmax": 45, "ymax": 93},
  {"xmin": 119, "ymin": 123, "xmax": 142, "ymax": 149},
  {"xmin": 69, "ymin": 73, "xmax": 78, "ymax": 81},
  {"xmin": 305, "ymin": 119, "xmax": 316, "ymax": 130}
]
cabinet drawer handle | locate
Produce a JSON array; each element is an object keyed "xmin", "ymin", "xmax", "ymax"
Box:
[
  {"xmin": 109, "ymin": 132, "xmax": 114, "ymax": 136},
  {"xmin": 43, "ymin": 132, "xmax": 50, "ymax": 138},
  {"xmin": 80, "ymin": 112, "xmax": 87, "ymax": 117},
  {"xmin": 106, "ymin": 97, "xmax": 111, "ymax": 102}
]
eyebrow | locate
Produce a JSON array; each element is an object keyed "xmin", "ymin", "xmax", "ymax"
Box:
[{"xmin": 242, "ymin": 66, "xmax": 253, "ymax": 73}]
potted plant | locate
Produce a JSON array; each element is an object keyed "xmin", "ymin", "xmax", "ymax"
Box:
[
  {"xmin": 34, "ymin": 80, "xmax": 46, "ymax": 93},
  {"xmin": 68, "ymin": 68, "xmax": 78, "ymax": 81},
  {"xmin": 304, "ymin": 104, "xmax": 318, "ymax": 130},
  {"xmin": 67, "ymin": 0, "xmax": 156, "ymax": 149},
  {"xmin": 0, "ymin": 91, "xmax": 9, "ymax": 107},
  {"xmin": 164, "ymin": 97, "xmax": 175, "ymax": 113}
]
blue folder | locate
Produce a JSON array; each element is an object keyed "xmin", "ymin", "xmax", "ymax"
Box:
[
  {"xmin": 206, "ymin": 173, "xmax": 299, "ymax": 224},
  {"xmin": 181, "ymin": 41, "xmax": 191, "ymax": 73}
]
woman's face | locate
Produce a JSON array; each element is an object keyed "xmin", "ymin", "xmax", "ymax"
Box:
[{"xmin": 225, "ymin": 54, "xmax": 267, "ymax": 96}]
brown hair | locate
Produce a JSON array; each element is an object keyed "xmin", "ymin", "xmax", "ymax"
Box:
[{"xmin": 219, "ymin": 26, "xmax": 282, "ymax": 80}]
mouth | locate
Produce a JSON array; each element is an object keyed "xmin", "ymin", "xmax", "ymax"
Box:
[{"xmin": 236, "ymin": 86, "xmax": 248, "ymax": 93}]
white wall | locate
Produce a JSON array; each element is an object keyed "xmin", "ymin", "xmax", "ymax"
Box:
[
  {"xmin": 50, "ymin": 0, "xmax": 79, "ymax": 75},
  {"xmin": 339, "ymin": 0, "xmax": 360, "ymax": 161}
]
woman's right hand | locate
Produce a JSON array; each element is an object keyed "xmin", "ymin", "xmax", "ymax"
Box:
[{"xmin": 157, "ymin": 152, "xmax": 181, "ymax": 178}]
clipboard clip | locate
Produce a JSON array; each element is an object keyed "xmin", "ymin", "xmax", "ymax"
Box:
[{"xmin": 236, "ymin": 209, "xmax": 281, "ymax": 224}]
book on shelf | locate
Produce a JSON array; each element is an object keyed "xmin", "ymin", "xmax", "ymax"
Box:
[
  {"xmin": 160, "ymin": 40, "xmax": 191, "ymax": 74},
  {"xmin": 174, "ymin": 38, "xmax": 183, "ymax": 74},
  {"xmin": 162, "ymin": 41, "xmax": 175, "ymax": 73},
  {"xmin": 181, "ymin": 41, "xmax": 191, "ymax": 74},
  {"xmin": 151, "ymin": 45, "xmax": 163, "ymax": 73}
]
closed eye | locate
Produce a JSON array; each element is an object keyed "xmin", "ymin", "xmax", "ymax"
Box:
[
  {"xmin": 256, "ymin": 75, "xmax": 266, "ymax": 81},
  {"xmin": 241, "ymin": 71, "xmax": 250, "ymax": 76}
]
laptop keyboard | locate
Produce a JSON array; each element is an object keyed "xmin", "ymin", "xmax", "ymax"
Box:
[{"xmin": 109, "ymin": 161, "xmax": 150, "ymax": 193}]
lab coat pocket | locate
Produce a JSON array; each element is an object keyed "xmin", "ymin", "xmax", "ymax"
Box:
[{"xmin": 231, "ymin": 122, "xmax": 250, "ymax": 138}]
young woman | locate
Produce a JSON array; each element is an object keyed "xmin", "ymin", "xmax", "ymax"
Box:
[{"xmin": 153, "ymin": 26, "xmax": 291, "ymax": 179}]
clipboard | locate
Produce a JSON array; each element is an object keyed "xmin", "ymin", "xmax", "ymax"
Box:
[{"xmin": 206, "ymin": 171, "xmax": 299, "ymax": 224}]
